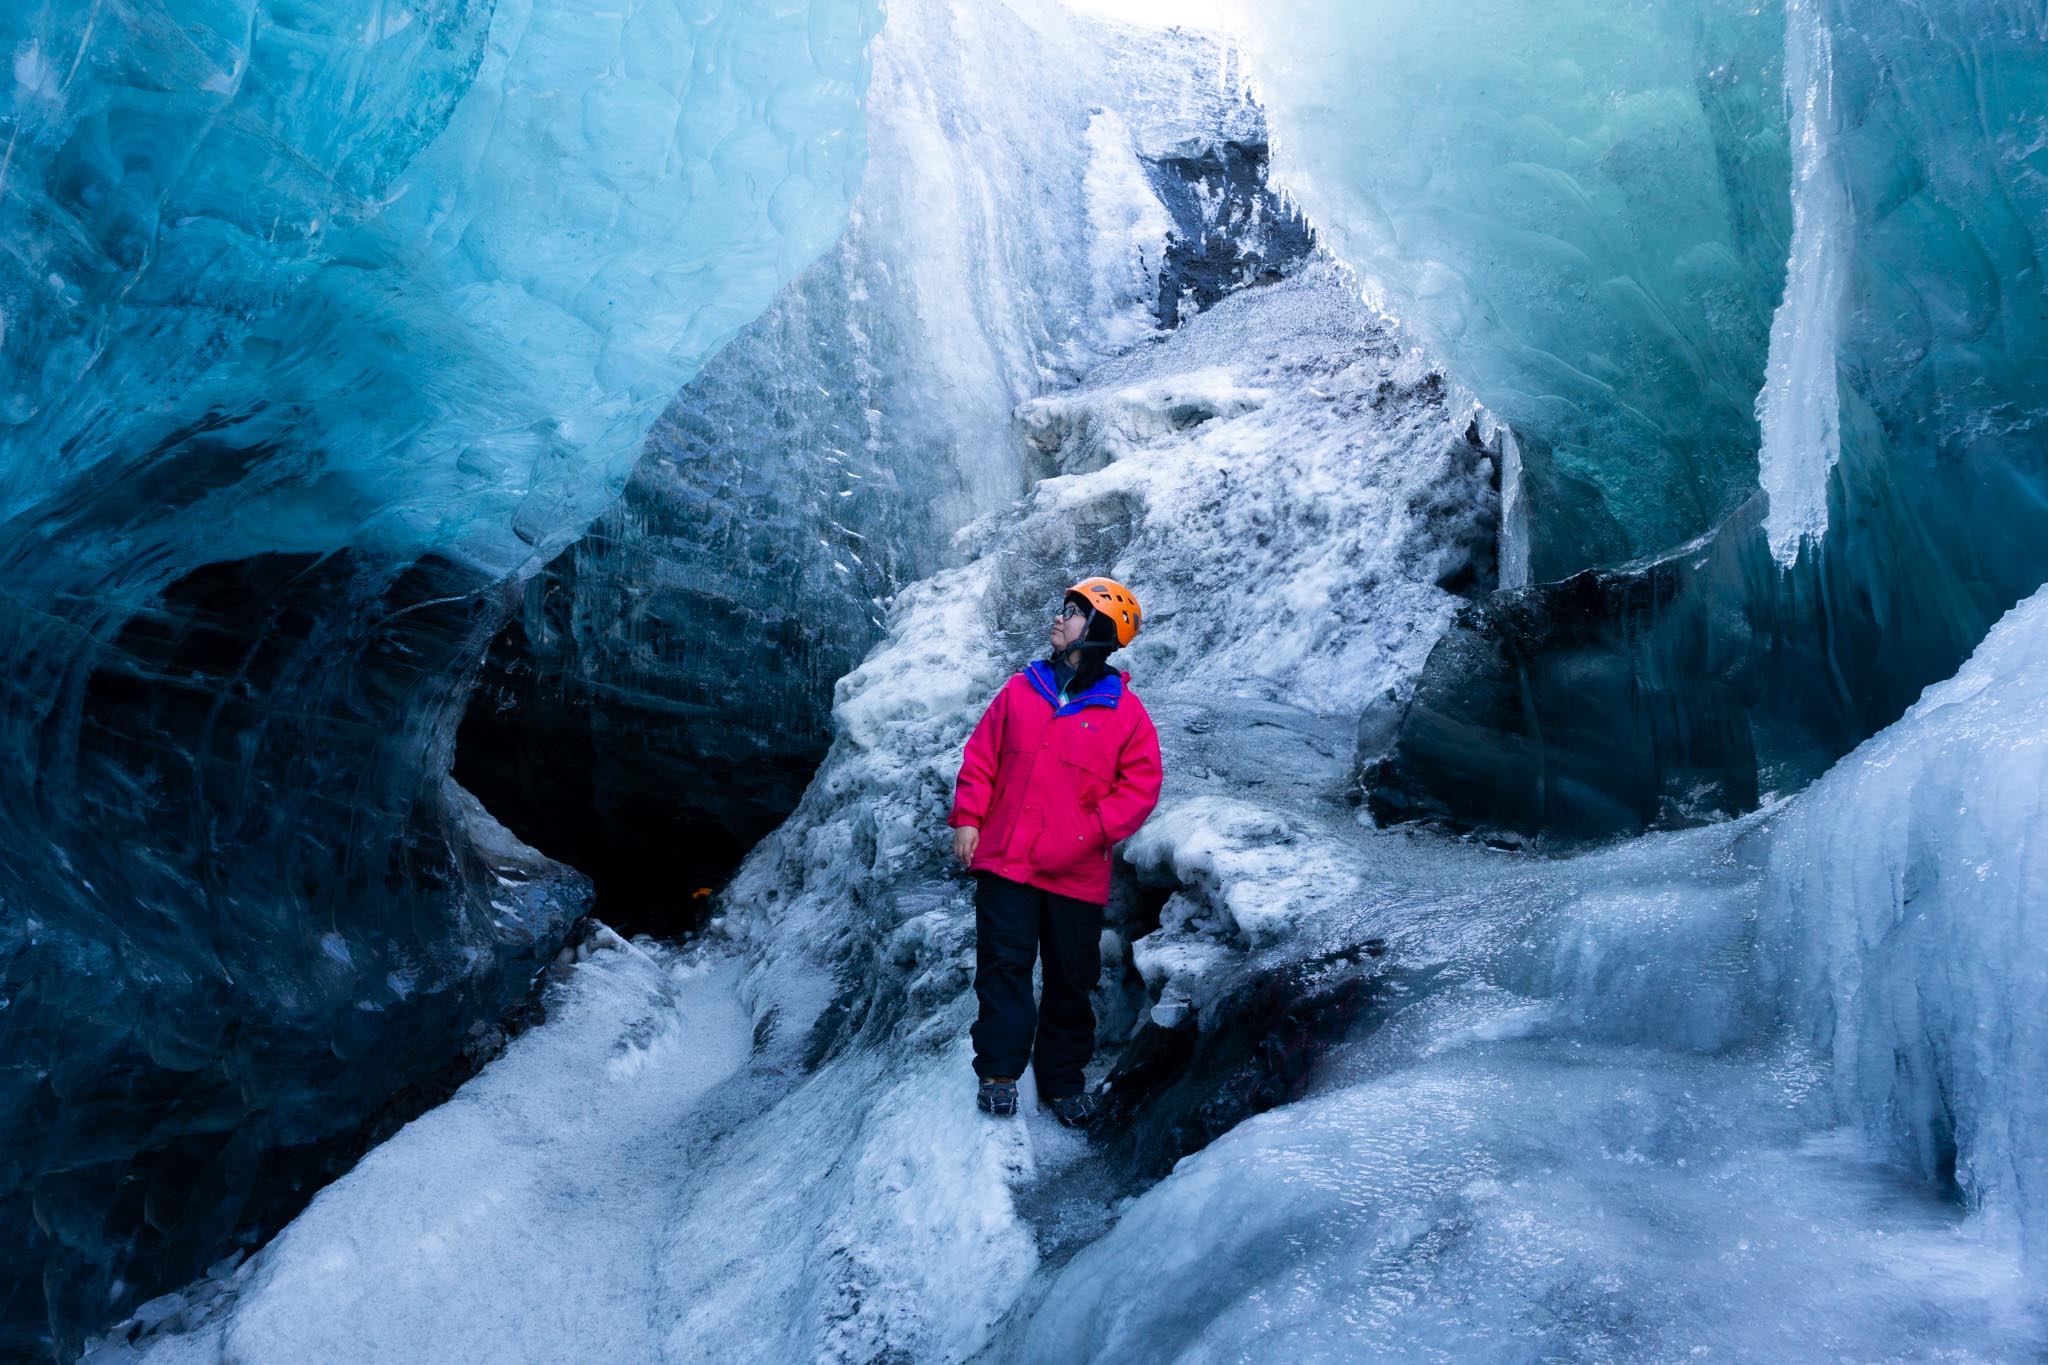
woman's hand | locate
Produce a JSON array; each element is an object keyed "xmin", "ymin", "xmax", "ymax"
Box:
[{"xmin": 952, "ymin": 825, "xmax": 980, "ymax": 867}]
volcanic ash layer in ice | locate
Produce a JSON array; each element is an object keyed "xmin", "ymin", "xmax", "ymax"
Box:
[
  {"xmin": 0, "ymin": 0, "xmax": 874, "ymax": 1352},
  {"xmin": 453, "ymin": 0, "xmax": 1312, "ymax": 920}
]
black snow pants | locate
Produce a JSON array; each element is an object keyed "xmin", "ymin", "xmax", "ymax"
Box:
[{"xmin": 970, "ymin": 871, "xmax": 1104, "ymax": 1099}]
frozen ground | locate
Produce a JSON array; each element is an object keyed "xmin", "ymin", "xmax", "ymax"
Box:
[
  {"xmin": 95, "ymin": 257, "xmax": 2048, "ymax": 1362},
  {"xmin": 91, "ymin": 942, "xmax": 755, "ymax": 1364},
  {"xmin": 97, "ymin": 712, "xmax": 2045, "ymax": 1363}
]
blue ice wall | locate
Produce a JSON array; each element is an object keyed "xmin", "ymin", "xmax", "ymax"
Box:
[
  {"xmin": 0, "ymin": 0, "xmax": 874, "ymax": 1355},
  {"xmin": 1276, "ymin": 0, "xmax": 2048, "ymax": 838},
  {"xmin": 1778, "ymin": 0, "xmax": 2048, "ymax": 623},
  {"xmin": 1235, "ymin": 0, "xmax": 1792, "ymax": 582}
]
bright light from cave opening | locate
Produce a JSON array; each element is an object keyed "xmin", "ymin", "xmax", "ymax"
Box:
[{"xmin": 1058, "ymin": 0, "xmax": 1238, "ymax": 34}]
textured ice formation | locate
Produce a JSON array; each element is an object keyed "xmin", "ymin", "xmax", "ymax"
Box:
[
  {"xmin": 1762, "ymin": 0, "xmax": 2048, "ymax": 634},
  {"xmin": 105, "ymin": 252, "xmax": 1508, "ymax": 1363},
  {"xmin": 1766, "ymin": 585, "xmax": 2048, "ymax": 1275},
  {"xmin": 1754, "ymin": 0, "xmax": 1848, "ymax": 564},
  {"xmin": 0, "ymin": 0, "xmax": 873, "ymax": 1353},
  {"xmin": 2, "ymin": 0, "xmax": 874, "ymax": 574},
  {"xmin": 91, "ymin": 938, "xmax": 755, "ymax": 1364},
  {"xmin": 109, "ymin": 373, "xmax": 2048, "ymax": 1363},
  {"xmin": 1194, "ymin": 1, "xmax": 2047, "ymax": 838},
  {"xmin": 1361, "ymin": 514, "xmax": 1780, "ymax": 839},
  {"xmin": 638, "ymin": 269, "xmax": 1481, "ymax": 1358},
  {"xmin": 1019, "ymin": 594, "xmax": 2048, "ymax": 1363},
  {"xmin": 1360, "ymin": 2, "xmax": 2048, "ymax": 840},
  {"xmin": 1228, "ymin": 0, "xmax": 1792, "ymax": 581},
  {"xmin": 453, "ymin": 0, "xmax": 1313, "ymax": 921},
  {"xmin": 29, "ymin": 1, "xmax": 2048, "ymax": 1361},
  {"xmin": 1025, "ymin": 1053, "xmax": 2033, "ymax": 1362}
]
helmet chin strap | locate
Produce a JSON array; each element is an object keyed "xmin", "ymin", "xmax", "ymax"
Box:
[{"xmin": 1055, "ymin": 605, "xmax": 1116, "ymax": 704}]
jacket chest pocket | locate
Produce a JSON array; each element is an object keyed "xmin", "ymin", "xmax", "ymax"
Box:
[{"xmin": 1056, "ymin": 727, "xmax": 1117, "ymax": 802}]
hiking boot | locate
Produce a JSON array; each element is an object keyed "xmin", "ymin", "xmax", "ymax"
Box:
[
  {"xmin": 1046, "ymin": 1091, "xmax": 1097, "ymax": 1129},
  {"xmin": 977, "ymin": 1077, "xmax": 1018, "ymax": 1118}
]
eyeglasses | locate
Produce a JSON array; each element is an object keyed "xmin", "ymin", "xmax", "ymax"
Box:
[{"xmin": 1056, "ymin": 602, "xmax": 1086, "ymax": 622}]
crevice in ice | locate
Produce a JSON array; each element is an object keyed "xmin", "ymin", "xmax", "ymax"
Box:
[
  {"xmin": 440, "ymin": 2, "xmax": 1319, "ymax": 946},
  {"xmin": 450, "ymin": 593, "xmax": 808, "ymax": 941}
]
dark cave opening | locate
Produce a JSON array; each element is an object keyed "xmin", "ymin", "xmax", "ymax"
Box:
[{"xmin": 452, "ymin": 607, "xmax": 829, "ymax": 941}]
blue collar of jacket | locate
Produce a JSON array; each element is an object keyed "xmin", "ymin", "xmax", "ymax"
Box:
[{"xmin": 1026, "ymin": 660, "xmax": 1123, "ymax": 716}]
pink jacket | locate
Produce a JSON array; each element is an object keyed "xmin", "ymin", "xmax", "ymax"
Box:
[{"xmin": 949, "ymin": 662, "xmax": 1164, "ymax": 904}]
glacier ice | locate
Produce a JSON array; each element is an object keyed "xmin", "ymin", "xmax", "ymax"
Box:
[
  {"xmin": 0, "ymin": 0, "xmax": 873, "ymax": 1353},
  {"xmin": 1754, "ymin": 0, "xmax": 1848, "ymax": 564},
  {"xmin": 2, "ymin": 0, "xmax": 875, "ymax": 573},
  {"xmin": 91, "ymin": 939, "xmax": 756, "ymax": 1364},
  {"xmin": 1227, "ymin": 0, "xmax": 1792, "ymax": 581},
  {"xmin": 104, "ymin": 294, "xmax": 2048, "ymax": 1358},
  {"xmin": 1021, "ymin": 586, "xmax": 2048, "ymax": 1362},
  {"xmin": 1023, "ymin": 1053, "xmax": 2033, "ymax": 1362},
  {"xmin": 17, "ymin": 0, "xmax": 2048, "ymax": 1359},
  {"xmin": 1255, "ymin": 0, "xmax": 2048, "ymax": 839},
  {"xmin": 100, "ymin": 238, "xmax": 1505, "ymax": 1363},
  {"xmin": 451, "ymin": 0, "xmax": 1312, "ymax": 921}
]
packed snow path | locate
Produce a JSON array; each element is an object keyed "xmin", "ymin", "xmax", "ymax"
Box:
[
  {"xmin": 100, "ymin": 688, "xmax": 2044, "ymax": 1363},
  {"xmin": 93, "ymin": 948, "xmax": 759, "ymax": 1364},
  {"xmin": 93, "ymin": 936, "xmax": 1119, "ymax": 1364}
]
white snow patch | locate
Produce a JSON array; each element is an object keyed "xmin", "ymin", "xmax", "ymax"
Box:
[
  {"xmin": 104, "ymin": 944, "xmax": 753, "ymax": 1364},
  {"xmin": 1081, "ymin": 109, "xmax": 1173, "ymax": 353}
]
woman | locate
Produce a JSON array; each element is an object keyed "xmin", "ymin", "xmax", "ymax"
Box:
[{"xmin": 948, "ymin": 577, "xmax": 1164, "ymax": 1126}]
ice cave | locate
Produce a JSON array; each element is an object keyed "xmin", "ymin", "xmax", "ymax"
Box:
[{"xmin": 1, "ymin": 0, "xmax": 2045, "ymax": 1359}]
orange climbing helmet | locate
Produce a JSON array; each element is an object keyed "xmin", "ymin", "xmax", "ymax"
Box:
[{"xmin": 1065, "ymin": 576, "xmax": 1142, "ymax": 648}]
